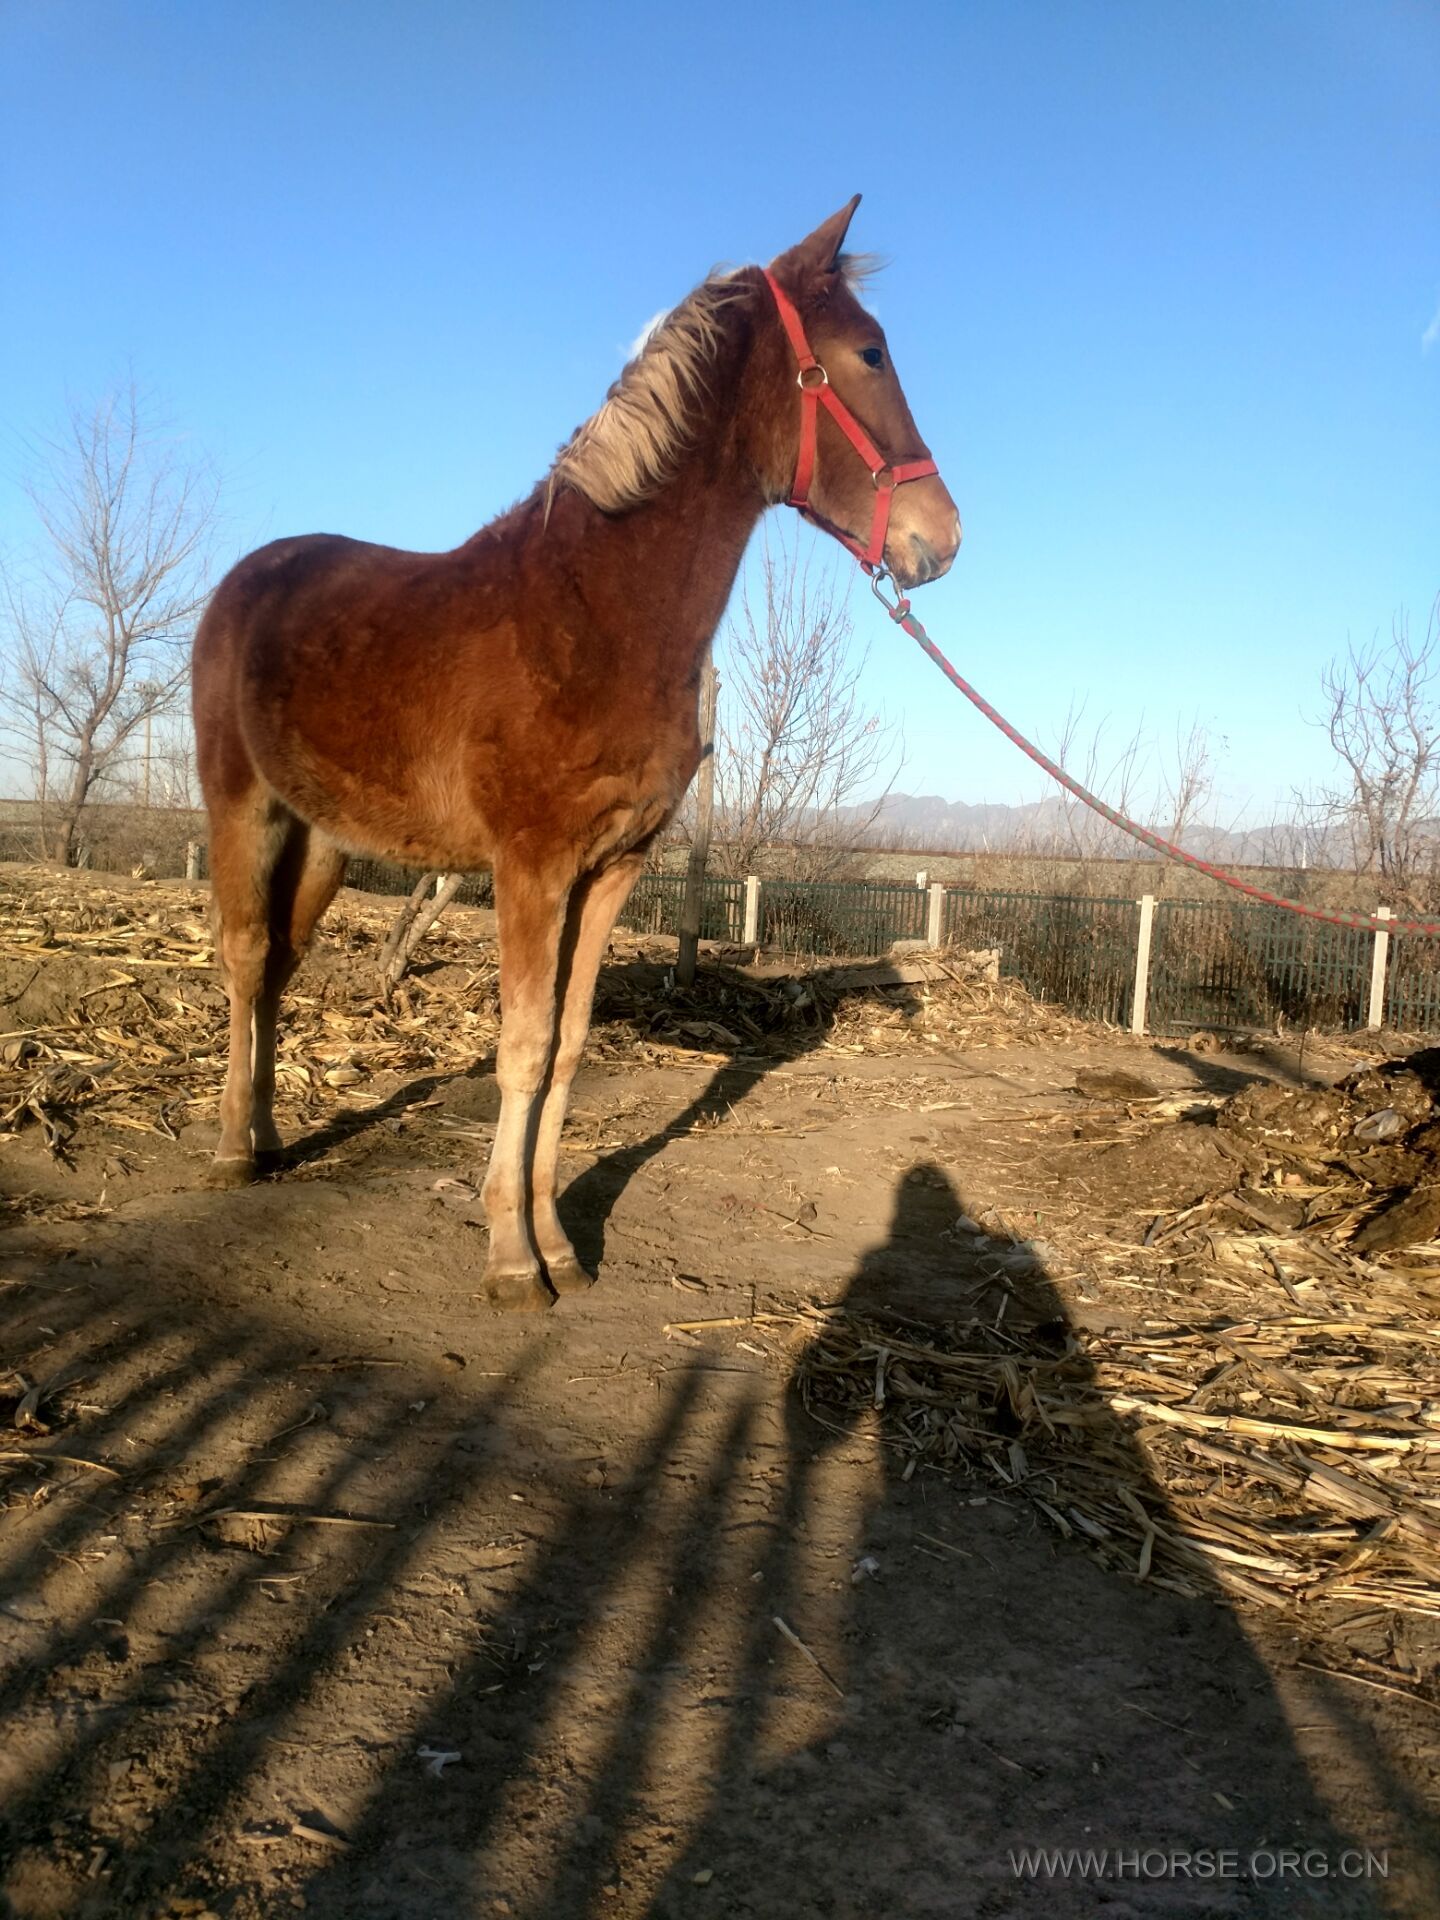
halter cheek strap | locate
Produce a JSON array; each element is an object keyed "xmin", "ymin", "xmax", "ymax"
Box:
[{"xmin": 762, "ymin": 268, "xmax": 940, "ymax": 571}]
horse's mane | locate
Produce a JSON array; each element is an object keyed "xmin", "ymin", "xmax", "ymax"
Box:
[
  {"xmin": 549, "ymin": 273, "xmax": 742, "ymax": 514},
  {"xmin": 549, "ymin": 254, "xmax": 881, "ymax": 516}
]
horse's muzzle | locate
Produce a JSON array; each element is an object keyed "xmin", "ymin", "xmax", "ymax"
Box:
[{"xmin": 891, "ymin": 515, "xmax": 962, "ymax": 590}]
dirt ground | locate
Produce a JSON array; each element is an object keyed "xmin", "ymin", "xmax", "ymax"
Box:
[{"xmin": 2, "ymin": 870, "xmax": 1438, "ymax": 1919}]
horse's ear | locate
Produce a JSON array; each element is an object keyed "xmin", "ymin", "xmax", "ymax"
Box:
[{"xmin": 771, "ymin": 195, "xmax": 862, "ymax": 281}]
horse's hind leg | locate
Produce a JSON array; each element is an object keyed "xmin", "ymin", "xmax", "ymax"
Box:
[{"xmin": 251, "ymin": 826, "xmax": 348, "ymax": 1163}]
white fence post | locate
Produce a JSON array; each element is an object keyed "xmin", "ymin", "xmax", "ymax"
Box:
[
  {"xmin": 926, "ymin": 883, "xmax": 945, "ymax": 949},
  {"xmin": 185, "ymin": 841, "xmax": 201, "ymax": 882},
  {"xmin": 743, "ymin": 875, "xmax": 761, "ymax": 946},
  {"xmin": 915, "ymin": 869, "xmax": 928, "ymax": 891},
  {"xmin": 1368, "ymin": 907, "xmax": 1392, "ymax": 1030},
  {"xmin": 1131, "ymin": 894, "xmax": 1155, "ymax": 1036}
]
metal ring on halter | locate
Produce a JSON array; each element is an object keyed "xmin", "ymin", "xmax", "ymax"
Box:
[
  {"xmin": 871, "ymin": 465, "xmax": 896, "ymax": 491},
  {"xmin": 869, "ymin": 568, "xmax": 911, "ymax": 621},
  {"xmin": 797, "ymin": 364, "xmax": 829, "ymax": 389}
]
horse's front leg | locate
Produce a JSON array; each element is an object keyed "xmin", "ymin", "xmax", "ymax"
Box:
[
  {"xmin": 528, "ymin": 854, "xmax": 646, "ymax": 1293},
  {"xmin": 481, "ymin": 864, "xmax": 571, "ymax": 1311}
]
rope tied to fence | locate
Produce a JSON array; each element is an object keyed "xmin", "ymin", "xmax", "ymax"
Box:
[{"xmin": 868, "ymin": 573, "xmax": 1440, "ymax": 941}]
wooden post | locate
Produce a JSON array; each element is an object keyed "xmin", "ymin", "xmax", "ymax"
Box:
[
  {"xmin": 926, "ymin": 883, "xmax": 945, "ymax": 949},
  {"xmin": 677, "ymin": 661, "xmax": 718, "ymax": 989},
  {"xmin": 915, "ymin": 869, "xmax": 928, "ymax": 891},
  {"xmin": 743, "ymin": 875, "xmax": 761, "ymax": 946},
  {"xmin": 185, "ymin": 841, "xmax": 201, "ymax": 882},
  {"xmin": 1368, "ymin": 907, "xmax": 1392, "ymax": 1031},
  {"xmin": 1131, "ymin": 894, "xmax": 1155, "ymax": 1036}
]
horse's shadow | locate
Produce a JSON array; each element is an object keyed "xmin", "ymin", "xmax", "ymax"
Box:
[
  {"xmin": 273, "ymin": 1065, "xmax": 465, "ymax": 1169},
  {"xmin": 271, "ymin": 944, "xmax": 844, "ymax": 1260},
  {"xmin": 562, "ymin": 1051, "xmax": 781, "ymax": 1276}
]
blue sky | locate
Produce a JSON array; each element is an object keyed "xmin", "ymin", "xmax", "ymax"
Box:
[{"xmin": 2, "ymin": 0, "xmax": 1436, "ymax": 827}]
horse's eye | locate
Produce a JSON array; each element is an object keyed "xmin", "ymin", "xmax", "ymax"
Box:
[{"xmin": 860, "ymin": 346, "xmax": 885, "ymax": 370}]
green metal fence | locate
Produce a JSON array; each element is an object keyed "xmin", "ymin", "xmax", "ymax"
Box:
[
  {"xmin": 945, "ymin": 888, "xmax": 1140, "ymax": 1024},
  {"xmin": 344, "ymin": 857, "xmax": 495, "ymax": 908},
  {"xmin": 1384, "ymin": 932, "xmax": 1440, "ymax": 1033},
  {"xmin": 758, "ymin": 878, "xmax": 927, "ymax": 957},
  {"xmin": 617, "ymin": 873, "xmax": 746, "ymax": 941},
  {"xmin": 72, "ymin": 831, "xmax": 1440, "ymax": 1037},
  {"xmin": 190, "ymin": 846, "xmax": 498, "ymax": 908},
  {"xmin": 1147, "ymin": 900, "xmax": 1371, "ymax": 1034}
]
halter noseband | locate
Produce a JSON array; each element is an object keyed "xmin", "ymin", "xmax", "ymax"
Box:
[{"xmin": 762, "ymin": 268, "xmax": 940, "ymax": 573}]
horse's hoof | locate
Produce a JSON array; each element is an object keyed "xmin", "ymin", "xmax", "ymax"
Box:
[
  {"xmin": 546, "ymin": 1256, "xmax": 596, "ymax": 1296},
  {"xmin": 204, "ymin": 1157, "xmax": 257, "ymax": 1189},
  {"xmin": 484, "ymin": 1268, "xmax": 556, "ymax": 1313}
]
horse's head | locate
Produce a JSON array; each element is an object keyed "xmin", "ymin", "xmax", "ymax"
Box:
[{"xmin": 754, "ymin": 196, "xmax": 960, "ymax": 593}]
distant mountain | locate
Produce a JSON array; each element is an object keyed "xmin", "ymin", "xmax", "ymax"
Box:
[{"xmin": 837, "ymin": 793, "xmax": 1318, "ymax": 865}]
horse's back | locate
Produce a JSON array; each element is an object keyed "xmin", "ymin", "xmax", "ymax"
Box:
[
  {"xmin": 196, "ymin": 532, "xmax": 399, "ymax": 657},
  {"xmin": 193, "ymin": 531, "xmax": 504, "ymax": 860}
]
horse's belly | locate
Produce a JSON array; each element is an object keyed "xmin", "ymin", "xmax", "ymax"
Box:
[{"xmin": 251, "ymin": 721, "xmax": 496, "ymax": 872}]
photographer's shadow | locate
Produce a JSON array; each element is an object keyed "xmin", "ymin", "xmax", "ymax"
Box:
[{"xmin": 639, "ymin": 1162, "xmax": 1423, "ymax": 1919}]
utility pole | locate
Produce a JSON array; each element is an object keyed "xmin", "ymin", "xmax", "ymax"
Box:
[
  {"xmin": 677, "ymin": 660, "xmax": 719, "ymax": 989},
  {"xmin": 136, "ymin": 679, "xmax": 163, "ymax": 811}
]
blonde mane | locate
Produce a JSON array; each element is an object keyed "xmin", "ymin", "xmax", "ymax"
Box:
[
  {"xmin": 549, "ymin": 255, "xmax": 880, "ymax": 515},
  {"xmin": 549, "ymin": 274, "xmax": 742, "ymax": 514}
]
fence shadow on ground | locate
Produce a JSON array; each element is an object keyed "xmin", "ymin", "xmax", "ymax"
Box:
[{"xmin": 2, "ymin": 1153, "xmax": 1434, "ymax": 1916}]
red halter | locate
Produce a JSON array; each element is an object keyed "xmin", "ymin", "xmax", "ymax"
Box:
[{"xmin": 762, "ymin": 268, "xmax": 940, "ymax": 572}]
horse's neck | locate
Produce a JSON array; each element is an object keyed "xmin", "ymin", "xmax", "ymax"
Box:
[
  {"xmin": 531, "ymin": 335, "xmax": 772, "ymax": 687},
  {"xmin": 587, "ymin": 458, "xmax": 765, "ymax": 652}
]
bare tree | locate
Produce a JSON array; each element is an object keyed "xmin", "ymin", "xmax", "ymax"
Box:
[
  {"xmin": 101, "ymin": 706, "xmax": 205, "ymax": 812},
  {"xmin": 1160, "ymin": 716, "xmax": 1217, "ymax": 848},
  {"xmin": 1253, "ymin": 809, "xmax": 1329, "ymax": 874},
  {"xmin": 1044, "ymin": 700, "xmax": 1149, "ymax": 861},
  {"xmin": 676, "ymin": 658, "xmax": 718, "ymax": 985},
  {"xmin": 968, "ymin": 699, "xmax": 1225, "ymax": 885},
  {"xmin": 376, "ymin": 872, "xmax": 465, "ymax": 998},
  {"xmin": 712, "ymin": 531, "xmax": 901, "ymax": 879},
  {"xmin": 1304, "ymin": 599, "xmax": 1440, "ymax": 905},
  {"xmin": 0, "ymin": 387, "xmax": 219, "ymax": 864}
]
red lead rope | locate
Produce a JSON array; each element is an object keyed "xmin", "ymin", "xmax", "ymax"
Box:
[
  {"xmin": 865, "ymin": 574, "xmax": 1440, "ymax": 941},
  {"xmin": 759, "ymin": 272, "xmax": 1428, "ymax": 939},
  {"xmin": 763, "ymin": 270, "xmax": 938, "ymax": 570}
]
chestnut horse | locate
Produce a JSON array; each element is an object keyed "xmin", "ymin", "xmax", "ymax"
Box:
[{"xmin": 192, "ymin": 196, "xmax": 960, "ymax": 1310}]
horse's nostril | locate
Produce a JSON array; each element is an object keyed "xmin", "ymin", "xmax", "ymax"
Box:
[{"xmin": 909, "ymin": 537, "xmax": 939, "ymax": 583}]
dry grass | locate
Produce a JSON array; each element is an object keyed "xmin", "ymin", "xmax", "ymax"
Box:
[
  {"xmin": 793, "ymin": 1301, "xmax": 1440, "ymax": 1631},
  {"xmin": 0, "ymin": 868, "xmax": 497, "ymax": 1156},
  {"xmin": 0, "ymin": 867, "xmax": 1100, "ymax": 1158}
]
